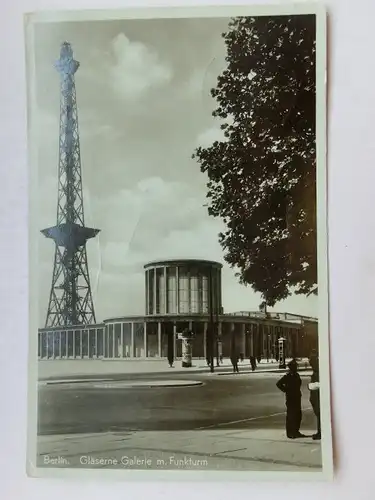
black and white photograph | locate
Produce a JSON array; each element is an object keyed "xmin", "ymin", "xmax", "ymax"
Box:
[{"xmin": 26, "ymin": 4, "xmax": 331, "ymax": 478}]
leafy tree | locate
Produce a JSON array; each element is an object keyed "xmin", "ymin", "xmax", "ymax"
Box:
[{"xmin": 193, "ymin": 15, "xmax": 317, "ymax": 306}]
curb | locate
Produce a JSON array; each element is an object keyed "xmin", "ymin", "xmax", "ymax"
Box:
[
  {"xmin": 39, "ymin": 368, "xmax": 311, "ymax": 385},
  {"xmin": 92, "ymin": 380, "xmax": 204, "ymax": 389},
  {"xmin": 41, "ymin": 378, "xmax": 114, "ymax": 386},
  {"xmin": 41, "ymin": 379, "xmax": 204, "ymax": 388},
  {"xmin": 216, "ymin": 367, "xmax": 311, "ymax": 376},
  {"xmin": 39, "ymin": 366, "xmax": 310, "ymax": 383}
]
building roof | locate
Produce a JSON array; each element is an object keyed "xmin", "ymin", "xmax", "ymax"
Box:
[{"xmin": 144, "ymin": 258, "xmax": 223, "ymax": 269}]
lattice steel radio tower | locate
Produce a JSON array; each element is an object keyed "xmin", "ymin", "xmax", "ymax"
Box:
[{"xmin": 42, "ymin": 42, "xmax": 100, "ymax": 327}]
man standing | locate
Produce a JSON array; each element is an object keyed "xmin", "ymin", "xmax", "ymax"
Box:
[
  {"xmin": 309, "ymin": 353, "xmax": 321, "ymax": 440},
  {"xmin": 250, "ymin": 355, "xmax": 257, "ymax": 371},
  {"xmin": 276, "ymin": 359, "xmax": 305, "ymax": 439},
  {"xmin": 230, "ymin": 338, "xmax": 239, "ymax": 373}
]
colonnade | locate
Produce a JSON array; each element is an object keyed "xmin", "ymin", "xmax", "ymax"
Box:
[{"xmin": 38, "ymin": 319, "xmax": 300, "ymax": 360}]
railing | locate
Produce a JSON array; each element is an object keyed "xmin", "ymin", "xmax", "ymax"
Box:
[{"xmin": 226, "ymin": 311, "xmax": 317, "ymax": 322}]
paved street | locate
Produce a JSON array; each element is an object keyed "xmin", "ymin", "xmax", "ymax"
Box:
[
  {"xmin": 36, "ymin": 370, "xmax": 322, "ymax": 473},
  {"xmin": 38, "ymin": 371, "xmax": 316, "ymax": 435}
]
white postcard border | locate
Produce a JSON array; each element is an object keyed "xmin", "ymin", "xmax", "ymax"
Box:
[{"xmin": 26, "ymin": 2, "xmax": 332, "ymax": 481}]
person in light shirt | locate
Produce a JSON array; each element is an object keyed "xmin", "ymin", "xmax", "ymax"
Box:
[{"xmin": 308, "ymin": 352, "xmax": 321, "ymax": 440}]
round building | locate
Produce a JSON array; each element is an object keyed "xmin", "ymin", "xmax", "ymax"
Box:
[
  {"xmin": 38, "ymin": 258, "xmax": 316, "ymax": 362},
  {"xmin": 144, "ymin": 259, "xmax": 223, "ymax": 316}
]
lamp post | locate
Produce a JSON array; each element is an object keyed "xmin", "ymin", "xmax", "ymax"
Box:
[
  {"xmin": 214, "ymin": 271, "xmax": 220, "ymax": 367},
  {"xmin": 278, "ymin": 337, "xmax": 286, "ymax": 369},
  {"xmin": 259, "ymin": 300, "xmax": 268, "ymax": 362},
  {"xmin": 208, "ymin": 267, "xmax": 214, "ymax": 373}
]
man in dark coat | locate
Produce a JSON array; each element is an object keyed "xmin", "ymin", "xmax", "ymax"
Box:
[
  {"xmin": 230, "ymin": 340, "xmax": 239, "ymax": 373},
  {"xmin": 250, "ymin": 355, "xmax": 257, "ymax": 371},
  {"xmin": 230, "ymin": 352, "xmax": 239, "ymax": 373},
  {"xmin": 276, "ymin": 359, "xmax": 305, "ymax": 439},
  {"xmin": 309, "ymin": 354, "xmax": 321, "ymax": 440}
]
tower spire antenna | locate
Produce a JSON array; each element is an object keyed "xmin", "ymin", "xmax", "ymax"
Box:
[{"xmin": 41, "ymin": 42, "xmax": 100, "ymax": 328}]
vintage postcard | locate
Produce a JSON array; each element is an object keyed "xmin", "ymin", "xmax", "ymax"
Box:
[{"xmin": 26, "ymin": 3, "xmax": 332, "ymax": 480}]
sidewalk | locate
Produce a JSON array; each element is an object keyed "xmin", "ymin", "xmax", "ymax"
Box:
[
  {"xmin": 36, "ymin": 426, "xmax": 322, "ymax": 472},
  {"xmin": 38, "ymin": 358, "xmax": 311, "ymax": 381}
]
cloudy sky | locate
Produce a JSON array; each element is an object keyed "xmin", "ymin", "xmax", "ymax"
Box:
[{"xmin": 33, "ymin": 16, "xmax": 318, "ymax": 326}]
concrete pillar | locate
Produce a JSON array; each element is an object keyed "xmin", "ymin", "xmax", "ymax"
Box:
[
  {"xmin": 273, "ymin": 326, "xmax": 277, "ymax": 359},
  {"xmin": 144, "ymin": 322, "xmax": 147, "ymax": 358},
  {"xmin": 46, "ymin": 332, "xmax": 49, "ymax": 359},
  {"xmin": 203, "ymin": 321, "xmax": 207, "ymax": 359},
  {"xmin": 112, "ymin": 328, "xmax": 115, "ymax": 359},
  {"xmin": 158, "ymin": 321, "xmax": 162, "ymax": 357},
  {"xmin": 145, "ymin": 270, "xmax": 148, "ymax": 315},
  {"xmin": 188, "ymin": 320, "xmax": 193, "ymax": 358},
  {"xmin": 173, "ymin": 322, "xmax": 177, "ymax": 358},
  {"xmin": 268, "ymin": 325, "xmax": 273, "ymax": 361},
  {"xmin": 56, "ymin": 331, "xmax": 59, "ymax": 358},
  {"xmin": 84, "ymin": 329, "xmax": 88, "ymax": 358},
  {"xmin": 73, "ymin": 330, "xmax": 76, "ymax": 358},
  {"xmin": 250, "ymin": 324, "xmax": 254, "ymax": 356},
  {"xmin": 131, "ymin": 322, "xmax": 135, "ymax": 358},
  {"xmin": 80, "ymin": 330, "xmax": 83, "ymax": 359},
  {"xmin": 187, "ymin": 269, "xmax": 191, "ymax": 314},
  {"xmin": 176, "ymin": 265, "xmax": 180, "ymax": 314},
  {"xmin": 229, "ymin": 322, "xmax": 235, "ymax": 359},
  {"xmin": 59, "ymin": 331, "xmax": 62, "ymax": 359},
  {"xmin": 65, "ymin": 331, "xmax": 68, "ymax": 359},
  {"xmin": 117, "ymin": 327, "xmax": 121, "ymax": 358},
  {"xmin": 198, "ymin": 274, "xmax": 203, "ymax": 314},
  {"xmin": 241, "ymin": 323, "xmax": 246, "ymax": 355},
  {"xmin": 153, "ymin": 268, "xmax": 157, "ymax": 315},
  {"xmin": 164, "ymin": 266, "xmax": 167, "ymax": 314},
  {"xmin": 119, "ymin": 323, "xmax": 123, "ymax": 358},
  {"xmin": 95, "ymin": 328, "xmax": 98, "ymax": 358},
  {"xmin": 217, "ymin": 322, "xmax": 223, "ymax": 361},
  {"xmin": 106, "ymin": 325, "xmax": 112, "ymax": 358},
  {"xmin": 218, "ymin": 321, "xmax": 222, "ymax": 337},
  {"xmin": 52, "ymin": 332, "xmax": 55, "ymax": 359}
]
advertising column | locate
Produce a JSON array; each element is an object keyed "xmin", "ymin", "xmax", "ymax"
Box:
[{"xmin": 180, "ymin": 328, "xmax": 194, "ymax": 368}]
